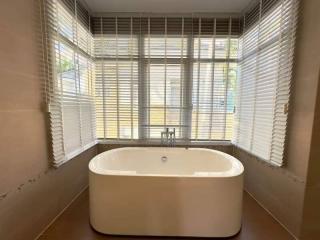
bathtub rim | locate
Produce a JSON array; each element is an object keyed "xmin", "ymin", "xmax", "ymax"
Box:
[{"xmin": 89, "ymin": 147, "xmax": 244, "ymax": 178}]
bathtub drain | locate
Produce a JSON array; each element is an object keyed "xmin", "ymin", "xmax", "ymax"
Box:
[{"xmin": 161, "ymin": 156, "xmax": 168, "ymax": 162}]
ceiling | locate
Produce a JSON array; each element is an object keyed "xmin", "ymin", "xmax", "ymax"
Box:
[{"xmin": 81, "ymin": 0, "xmax": 256, "ymax": 15}]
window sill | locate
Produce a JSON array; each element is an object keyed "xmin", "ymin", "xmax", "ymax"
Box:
[{"xmin": 97, "ymin": 139, "xmax": 232, "ymax": 147}]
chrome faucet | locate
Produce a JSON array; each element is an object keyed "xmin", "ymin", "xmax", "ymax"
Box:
[
  {"xmin": 161, "ymin": 128, "xmax": 176, "ymax": 147},
  {"xmin": 169, "ymin": 128, "xmax": 176, "ymax": 147},
  {"xmin": 161, "ymin": 128, "xmax": 169, "ymax": 145}
]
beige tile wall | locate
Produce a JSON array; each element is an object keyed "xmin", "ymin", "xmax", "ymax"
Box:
[
  {"xmin": 300, "ymin": 71, "xmax": 320, "ymax": 239},
  {"xmin": 0, "ymin": 1, "xmax": 97, "ymax": 240},
  {"xmin": 232, "ymin": 148, "xmax": 306, "ymax": 237}
]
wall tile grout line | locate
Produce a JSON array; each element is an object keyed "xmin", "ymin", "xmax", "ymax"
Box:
[
  {"xmin": 34, "ymin": 185, "xmax": 89, "ymax": 240},
  {"xmin": 244, "ymin": 189, "xmax": 299, "ymax": 240}
]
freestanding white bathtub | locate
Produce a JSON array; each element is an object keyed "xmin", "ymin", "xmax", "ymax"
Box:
[{"xmin": 89, "ymin": 147, "xmax": 244, "ymax": 237}]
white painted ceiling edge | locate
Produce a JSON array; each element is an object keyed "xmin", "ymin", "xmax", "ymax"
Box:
[{"xmin": 80, "ymin": 0, "xmax": 260, "ymax": 16}]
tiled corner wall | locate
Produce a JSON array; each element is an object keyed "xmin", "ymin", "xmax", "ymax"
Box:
[
  {"xmin": 0, "ymin": 1, "xmax": 97, "ymax": 240},
  {"xmin": 232, "ymin": 0, "xmax": 320, "ymax": 238}
]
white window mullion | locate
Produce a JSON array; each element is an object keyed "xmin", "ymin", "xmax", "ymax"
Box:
[
  {"xmin": 223, "ymin": 18, "xmax": 232, "ymax": 140},
  {"xmin": 101, "ymin": 18, "xmax": 107, "ymax": 139},
  {"xmin": 233, "ymin": 19, "xmax": 243, "ymax": 146},
  {"xmin": 195, "ymin": 18, "xmax": 201, "ymax": 140},
  {"xmin": 88, "ymin": 58, "xmax": 95, "ymax": 141},
  {"xmin": 208, "ymin": 18, "xmax": 216, "ymax": 139},
  {"xmin": 179, "ymin": 17, "xmax": 184, "ymax": 138},
  {"xmin": 185, "ymin": 17, "xmax": 194, "ymax": 140},
  {"xmin": 88, "ymin": 15, "xmax": 96, "ymax": 142},
  {"xmin": 138, "ymin": 17, "xmax": 146, "ymax": 139},
  {"xmin": 147, "ymin": 17, "xmax": 151, "ymax": 138},
  {"xmin": 75, "ymin": 52, "xmax": 83, "ymax": 146},
  {"xmin": 115, "ymin": 17, "xmax": 120, "ymax": 139},
  {"xmin": 55, "ymin": 4, "xmax": 66, "ymax": 162},
  {"xmin": 164, "ymin": 17, "xmax": 167, "ymax": 129},
  {"xmin": 73, "ymin": 0, "xmax": 83, "ymax": 148},
  {"xmin": 249, "ymin": 1, "xmax": 262, "ymax": 152},
  {"xmin": 130, "ymin": 17, "xmax": 134, "ymax": 140}
]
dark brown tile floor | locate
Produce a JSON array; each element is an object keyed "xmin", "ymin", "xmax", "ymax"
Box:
[{"xmin": 38, "ymin": 189, "xmax": 294, "ymax": 240}]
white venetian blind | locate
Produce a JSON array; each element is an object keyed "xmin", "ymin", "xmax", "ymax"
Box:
[
  {"xmin": 191, "ymin": 18, "xmax": 240, "ymax": 140},
  {"xmin": 233, "ymin": 0, "xmax": 298, "ymax": 166},
  {"xmin": 92, "ymin": 16, "xmax": 242, "ymax": 141},
  {"xmin": 142, "ymin": 18, "xmax": 189, "ymax": 139},
  {"xmin": 42, "ymin": 0, "xmax": 96, "ymax": 167},
  {"xmin": 94, "ymin": 17, "xmax": 139, "ymax": 139}
]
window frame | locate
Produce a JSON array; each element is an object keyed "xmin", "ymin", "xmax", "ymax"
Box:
[
  {"xmin": 140, "ymin": 34, "xmax": 191, "ymax": 140},
  {"xmin": 46, "ymin": 0, "xmax": 96, "ymax": 167},
  {"xmin": 95, "ymin": 31, "xmax": 239, "ymax": 142}
]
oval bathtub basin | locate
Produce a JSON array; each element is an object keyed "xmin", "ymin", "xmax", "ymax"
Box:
[{"xmin": 89, "ymin": 147, "xmax": 244, "ymax": 237}]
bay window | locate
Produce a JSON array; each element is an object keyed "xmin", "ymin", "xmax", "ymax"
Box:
[{"xmin": 42, "ymin": 0, "xmax": 298, "ymax": 167}]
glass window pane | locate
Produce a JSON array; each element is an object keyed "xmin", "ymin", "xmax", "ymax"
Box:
[
  {"xmin": 194, "ymin": 37, "xmax": 214, "ymax": 59},
  {"xmin": 144, "ymin": 37, "xmax": 188, "ymax": 58},
  {"xmin": 215, "ymin": 38, "xmax": 229, "ymax": 59},
  {"xmin": 94, "ymin": 35, "xmax": 138, "ymax": 58},
  {"xmin": 147, "ymin": 63, "xmax": 184, "ymax": 138},
  {"xmin": 55, "ymin": 41, "xmax": 76, "ymax": 95}
]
